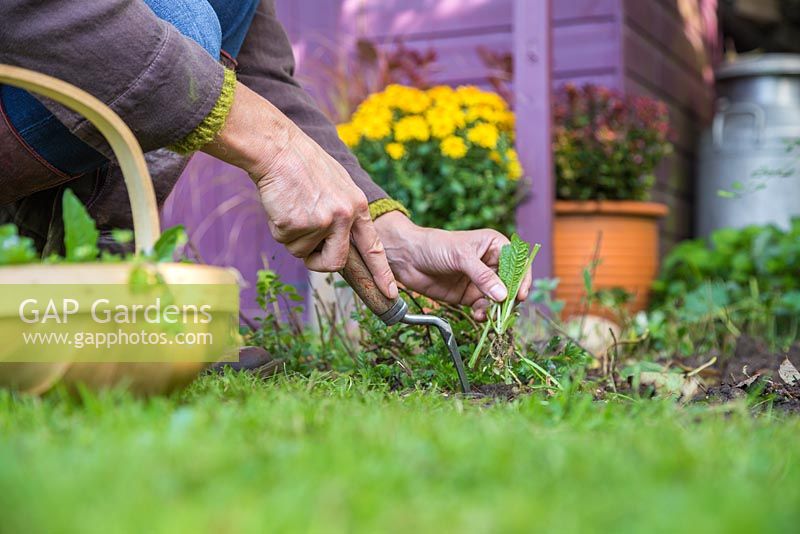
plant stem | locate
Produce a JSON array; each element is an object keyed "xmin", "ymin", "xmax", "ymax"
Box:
[
  {"xmin": 499, "ymin": 243, "xmax": 541, "ymax": 333},
  {"xmin": 469, "ymin": 320, "xmax": 492, "ymax": 369},
  {"xmin": 519, "ymin": 354, "xmax": 562, "ymax": 390}
]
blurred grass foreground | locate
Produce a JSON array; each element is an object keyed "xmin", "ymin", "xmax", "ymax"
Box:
[{"xmin": 0, "ymin": 372, "xmax": 798, "ymax": 533}]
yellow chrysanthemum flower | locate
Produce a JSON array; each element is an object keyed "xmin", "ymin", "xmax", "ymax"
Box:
[
  {"xmin": 394, "ymin": 115, "xmax": 430, "ymax": 143},
  {"xmin": 352, "ymin": 101, "xmax": 392, "ymax": 125},
  {"xmin": 431, "ymin": 120, "xmax": 455, "ymax": 138},
  {"xmin": 497, "ymin": 110, "xmax": 515, "ymax": 131},
  {"xmin": 466, "ymin": 105, "xmax": 502, "ymax": 124},
  {"xmin": 385, "ymin": 142, "xmax": 405, "ymax": 160},
  {"xmin": 427, "ymin": 85, "xmax": 455, "ymax": 100},
  {"xmin": 360, "ymin": 117, "xmax": 392, "ymax": 140},
  {"xmin": 384, "ymin": 84, "xmax": 431, "ymax": 114},
  {"xmin": 458, "ymin": 86, "xmax": 508, "ymax": 108},
  {"xmin": 482, "ymin": 92, "xmax": 509, "ymax": 110},
  {"xmin": 425, "ymin": 107, "xmax": 458, "ymax": 138},
  {"xmin": 456, "ymin": 85, "xmax": 483, "ymax": 106},
  {"xmin": 467, "ymin": 122, "xmax": 500, "ymax": 149},
  {"xmin": 337, "ymin": 123, "xmax": 360, "ymax": 148},
  {"xmin": 506, "ymin": 148, "xmax": 523, "ymax": 180},
  {"xmin": 440, "ymin": 136, "xmax": 468, "ymax": 159}
]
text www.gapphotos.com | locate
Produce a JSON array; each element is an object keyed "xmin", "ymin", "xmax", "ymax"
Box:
[{"xmin": 22, "ymin": 330, "xmax": 213, "ymax": 350}]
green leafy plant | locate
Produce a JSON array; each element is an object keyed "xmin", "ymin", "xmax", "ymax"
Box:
[
  {"xmin": 529, "ymin": 277, "xmax": 564, "ymax": 317},
  {"xmin": 150, "ymin": 225, "xmax": 187, "ymax": 262},
  {"xmin": 62, "ymin": 188, "xmax": 100, "ymax": 262},
  {"xmin": 467, "ymin": 234, "xmax": 554, "ymax": 385},
  {"xmin": 244, "ymin": 269, "xmax": 312, "ymax": 367},
  {"xmin": 553, "ymin": 84, "xmax": 672, "ymax": 201},
  {"xmin": 243, "ymin": 263, "xmax": 587, "ymax": 392},
  {"xmin": 0, "ymin": 224, "xmax": 37, "ymax": 265},
  {"xmin": 0, "ymin": 188, "xmax": 187, "ymax": 268},
  {"xmin": 496, "ymin": 235, "xmax": 541, "ymax": 333},
  {"xmin": 647, "ymin": 219, "xmax": 800, "ymax": 353}
]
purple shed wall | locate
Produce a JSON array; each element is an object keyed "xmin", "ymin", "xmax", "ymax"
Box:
[
  {"xmin": 276, "ymin": 0, "xmax": 717, "ymax": 249},
  {"xmin": 281, "ymin": 0, "xmax": 625, "ymax": 91},
  {"xmin": 620, "ymin": 0, "xmax": 718, "ymax": 250},
  {"xmin": 162, "ymin": 0, "xmax": 717, "ymax": 312}
]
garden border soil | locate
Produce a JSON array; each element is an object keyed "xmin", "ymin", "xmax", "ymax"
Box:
[
  {"xmin": 702, "ymin": 336, "xmax": 800, "ymax": 414},
  {"xmin": 459, "ymin": 336, "xmax": 800, "ymax": 413}
]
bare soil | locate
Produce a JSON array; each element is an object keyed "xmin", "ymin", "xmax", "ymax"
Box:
[
  {"xmin": 702, "ymin": 336, "xmax": 800, "ymax": 414},
  {"xmin": 469, "ymin": 383, "xmax": 527, "ymax": 401}
]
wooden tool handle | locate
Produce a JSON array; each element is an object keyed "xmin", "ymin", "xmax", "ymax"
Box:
[{"xmin": 339, "ymin": 244, "xmax": 398, "ymax": 317}]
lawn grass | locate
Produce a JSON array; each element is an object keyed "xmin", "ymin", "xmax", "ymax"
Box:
[{"xmin": 0, "ymin": 372, "xmax": 798, "ymax": 533}]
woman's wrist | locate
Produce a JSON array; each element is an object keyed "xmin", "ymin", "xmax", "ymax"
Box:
[
  {"xmin": 201, "ymin": 81, "xmax": 294, "ymax": 178},
  {"xmin": 373, "ymin": 210, "xmax": 422, "ymax": 269}
]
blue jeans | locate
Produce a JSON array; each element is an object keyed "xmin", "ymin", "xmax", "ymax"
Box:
[{"xmin": 0, "ymin": 0, "xmax": 259, "ymax": 175}]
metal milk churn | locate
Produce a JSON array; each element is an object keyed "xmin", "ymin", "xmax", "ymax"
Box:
[{"xmin": 697, "ymin": 54, "xmax": 800, "ymax": 236}]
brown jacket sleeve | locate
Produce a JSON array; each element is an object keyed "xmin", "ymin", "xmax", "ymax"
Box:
[
  {"xmin": 0, "ymin": 0, "xmax": 225, "ymax": 158},
  {"xmin": 235, "ymin": 0, "xmax": 388, "ymax": 203}
]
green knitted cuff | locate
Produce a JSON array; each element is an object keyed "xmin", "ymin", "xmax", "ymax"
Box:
[
  {"xmin": 169, "ymin": 68, "xmax": 237, "ymax": 155},
  {"xmin": 369, "ymin": 198, "xmax": 410, "ymax": 221}
]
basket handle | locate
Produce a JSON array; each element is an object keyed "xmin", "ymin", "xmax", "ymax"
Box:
[{"xmin": 0, "ymin": 64, "xmax": 160, "ymax": 254}]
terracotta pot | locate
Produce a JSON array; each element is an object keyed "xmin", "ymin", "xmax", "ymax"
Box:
[{"xmin": 553, "ymin": 200, "xmax": 669, "ymax": 319}]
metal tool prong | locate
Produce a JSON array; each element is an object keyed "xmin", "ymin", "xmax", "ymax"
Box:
[{"xmin": 402, "ymin": 313, "xmax": 471, "ymax": 394}]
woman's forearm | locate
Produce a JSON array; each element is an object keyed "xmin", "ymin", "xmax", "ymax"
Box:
[
  {"xmin": 201, "ymin": 81, "xmax": 294, "ymax": 177},
  {"xmin": 200, "ymin": 81, "xmax": 398, "ymax": 299}
]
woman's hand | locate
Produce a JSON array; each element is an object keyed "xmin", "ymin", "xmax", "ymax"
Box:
[
  {"xmin": 374, "ymin": 211, "xmax": 533, "ymax": 320},
  {"xmin": 203, "ymin": 82, "xmax": 397, "ymax": 299}
]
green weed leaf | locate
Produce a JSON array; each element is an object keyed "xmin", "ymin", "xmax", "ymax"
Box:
[
  {"xmin": 582, "ymin": 266, "xmax": 593, "ymax": 294},
  {"xmin": 62, "ymin": 188, "xmax": 99, "ymax": 262},
  {"xmin": 498, "ymin": 244, "xmax": 514, "ymax": 290},
  {"xmin": 779, "ymin": 291, "xmax": 800, "ymax": 313},
  {"xmin": 111, "ymin": 228, "xmax": 134, "ymax": 245},
  {"xmin": 498, "ymin": 234, "xmax": 531, "ymax": 294},
  {"xmin": 152, "ymin": 225, "xmax": 187, "ymax": 262},
  {"xmin": 0, "ymin": 224, "xmax": 38, "ymax": 265},
  {"xmin": 498, "ymin": 234, "xmax": 541, "ymax": 332}
]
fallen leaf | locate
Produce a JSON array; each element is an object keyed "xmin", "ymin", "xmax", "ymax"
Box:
[
  {"xmin": 734, "ymin": 373, "xmax": 762, "ymax": 389},
  {"xmin": 778, "ymin": 358, "xmax": 800, "ymax": 385},
  {"xmin": 639, "ymin": 371, "xmax": 702, "ymax": 401}
]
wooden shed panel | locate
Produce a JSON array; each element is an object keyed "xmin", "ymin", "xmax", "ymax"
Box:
[
  {"xmin": 341, "ymin": 0, "xmax": 512, "ymax": 40},
  {"xmin": 623, "ymin": 25, "xmax": 712, "ymax": 122},
  {"xmin": 657, "ymin": 150, "xmax": 695, "ymax": 198},
  {"xmin": 553, "ymin": 21, "xmax": 620, "ymax": 76},
  {"xmin": 623, "ymin": 0, "xmax": 711, "ymax": 77},
  {"xmin": 620, "ymin": 0, "xmax": 717, "ymax": 244},
  {"xmin": 624, "ymin": 76, "xmax": 701, "ymax": 156},
  {"xmin": 374, "ymin": 20, "xmax": 620, "ymax": 87},
  {"xmin": 553, "ymin": 72, "xmax": 619, "ymax": 90},
  {"xmin": 373, "ymin": 32, "xmax": 510, "ymax": 86},
  {"xmin": 553, "ymin": 0, "xmax": 618, "ymax": 21},
  {"xmin": 339, "ymin": 0, "xmax": 621, "ymax": 39}
]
